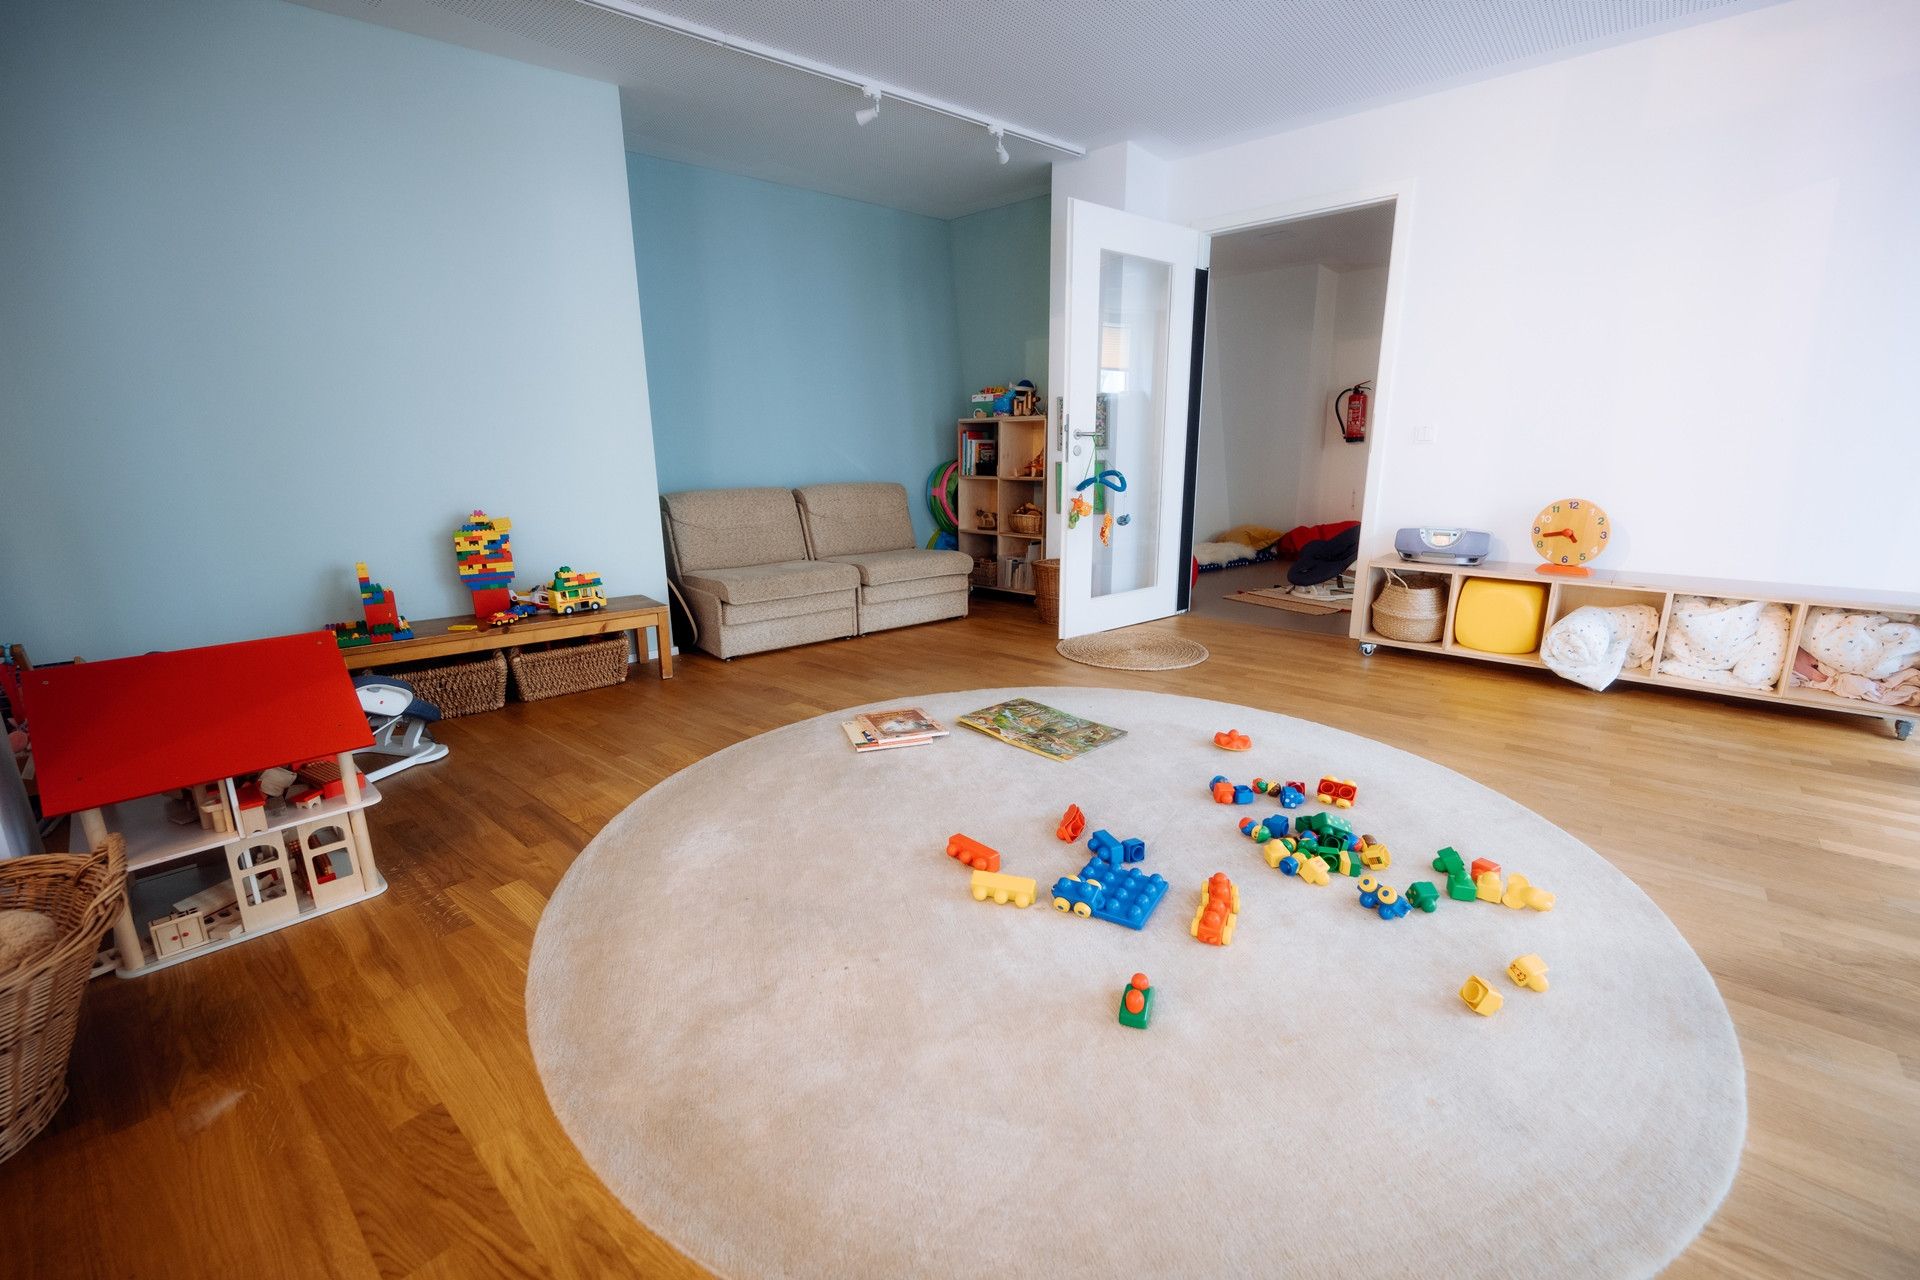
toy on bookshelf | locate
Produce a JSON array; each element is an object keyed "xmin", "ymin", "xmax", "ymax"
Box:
[
  {"xmin": 326, "ymin": 561, "xmax": 415, "ymax": 649},
  {"xmin": 454, "ymin": 510, "xmax": 517, "ymax": 622}
]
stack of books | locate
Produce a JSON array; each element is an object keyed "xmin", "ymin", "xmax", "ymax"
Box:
[{"xmin": 842, "ymin": 707, "xmax": 948, "ymax": 753}]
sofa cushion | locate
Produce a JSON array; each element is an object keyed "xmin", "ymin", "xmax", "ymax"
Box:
[
  {"xmin": 663, "ymin": 488, "xmax": 809, "ymax": 573},
  {"xmin": 681, "ymin": 559, "xmax": 860, "ymax": 605},
  {"xmin": 794, "ymin": 483, "xmax": 916, "ymax": 559},
  {"xmin": 822, "ymin": 547, "xmax": 974, "ymax": 587},
  {"xmin": 860, "ymin": 574, "xmax": 971, "ymax": 605}
]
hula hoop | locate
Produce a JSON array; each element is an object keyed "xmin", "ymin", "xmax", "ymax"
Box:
[{"xmin": 926, "ymin": 460, "xmax": 958, "ymax": 533}]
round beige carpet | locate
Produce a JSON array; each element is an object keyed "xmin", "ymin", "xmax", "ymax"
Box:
[
  {"xmin": 528, "ymin": 688, "xmax": 1745, "ymax": 1279},
  {"xmin": 1056, "ymin": 631, "xmax": 1209, "ymax": 670}
]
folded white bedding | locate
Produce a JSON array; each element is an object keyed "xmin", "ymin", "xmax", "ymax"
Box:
[
  {"xmin": 1541, "ymin": 604, "xmax": 1660, "ymax": 692},
  {"xmin": 1799, "ymin": 607, "xmax": 1920, "ymax": 680},
  {"xmin": 1657, "ymin": 597, "xmax": 1791, "ymax": 690}
]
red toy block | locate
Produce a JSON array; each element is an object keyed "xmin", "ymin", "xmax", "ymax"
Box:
[
  {"xmin": 470, "ymin": 585, "xmax": 513, "ymax": 621},
  {"xmin": 1056, "ymin": 804, "xmax": 1086, "ymax": 842},
  {"xmin": 1471, "ymin": 857, "xmax": 1502, "ymax": 880},
  {"xmin": 1212, "ymin": 729, "xmax": 1251, "ymax": 751},
  {"xmin": 945, "ymin": 833, "xmax": 1000, "ymax": 873}
]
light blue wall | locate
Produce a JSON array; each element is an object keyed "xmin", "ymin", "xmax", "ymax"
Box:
[
  {"xmin": 949, "ymin": 197, "xmax": 1052, "ymax": 396},
  {"xmin": 628, "ymin": 154, "xmax": 969, "ymax": 543},
  {"xmin": 0, "ymin": 0, "xmax": 664, "ymax": 661}
]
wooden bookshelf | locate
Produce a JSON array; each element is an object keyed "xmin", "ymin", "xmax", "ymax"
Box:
[
  {"xmin": 956, "ymin": 416, "xmax": 1047, "ymax": 596},
  {"xmin": 1351, "ymin": 555, "xmax": 1919, "ymax": 738}
]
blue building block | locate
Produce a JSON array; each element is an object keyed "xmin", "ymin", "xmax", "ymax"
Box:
[
  {"xmin": 1121, "ymin": 837, "xmax": 1146, "ymax": 864},
  {"xmin": 1277, "ymin": 785, "xmax": 1306, "ymax": 809},
  {"xmin": 1231, "ymin": 785, "xmax": 1255, "ymax": 805},
  {"xmin": 1076, "ymin": 859, "xmax": 1167, "ymax": 930},
  {"xmin": 1262, "ymin": 815, "xmax": 1289, "ymax": 839},
  {"xmin": 1050, "ymin": 875, "xmax": 1104, "ymax": 917},
  {"xmin": 1087, "ymin": 830, "xmax": 1148, "ymax": 868}
]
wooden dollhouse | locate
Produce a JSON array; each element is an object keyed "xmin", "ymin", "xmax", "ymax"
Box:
[{"xmin": 24, "ymin": 632, "xmax": 386, "ymax": 977}]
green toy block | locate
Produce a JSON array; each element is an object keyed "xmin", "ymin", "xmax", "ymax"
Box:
[
  {"xmin": 1432, "ymin": 846, "xmax": 1467, "ymax": 877},
  {"xmin": 1118, "ymin": 981, "xmax": 1155, "ymax": 1029},
  {"xmin": 1406, "ymin": 882, "xmax": 1439, "ymax": 912},
  {"xmin": 1446, "ymin": 874, "xmax": 1479, "ymax": 902}
]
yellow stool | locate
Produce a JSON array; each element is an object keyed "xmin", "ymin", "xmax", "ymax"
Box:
[{"xmin": 1453, "ymin": 579, "xmax": 1549, "ymax": 654}]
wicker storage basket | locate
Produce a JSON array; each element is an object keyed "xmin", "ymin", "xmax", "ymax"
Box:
[
  {"xmin": 1, "ymin": 836, "xmax": 125, "ymax": 1164},
  {"xmin": 1034, "ymin": 558, "xmax": 1061, "ymax": 625},
  {"xmin": 1007, "ymin": 510, "xmax": 1043, "ymax": 537},
  {"xmin": 969, "ymin": 557, "xmax": 998, "ymax": 589},
  {"xmin": 1371, "ymin": 570, "xmax": 1449, "ymax": 643},
  {"xmin": 401, "ymin": 651, "xmax": 508, "ymax": 718},
  {"xmin": 508, "ymin": 636, "xmax": 629, "ymax": 702}
]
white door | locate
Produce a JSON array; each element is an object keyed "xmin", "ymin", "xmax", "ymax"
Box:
[{"xmin": 1055, "ymin": 198, "xmax": 1205, "ymax": 638}]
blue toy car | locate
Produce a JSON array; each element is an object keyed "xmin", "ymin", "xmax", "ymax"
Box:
[{"xmin": 1051, "ymin": 874, "xmax": 1105, "ymax": 917}]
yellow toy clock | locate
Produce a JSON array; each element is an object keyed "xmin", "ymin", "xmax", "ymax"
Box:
[{"xmin": 1531, "ymin": 498, "xmax": 1611, "ymax": 576}]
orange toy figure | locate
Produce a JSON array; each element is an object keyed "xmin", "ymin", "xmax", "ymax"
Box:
[
  {"xmin": 1190, "ymin": 872, "xmax": 1240, "ymax": 946},
  {"xmin": 1100, "ymin": 512, "xmax": 1114, "ymax": 545},
  {"xmin": 1056, "ymin": 804, "xmax": 1087, "ymax": 842},
  {"xmin": 1212, "ymin": 729, "xmax": 1252, "ymax": 751}
]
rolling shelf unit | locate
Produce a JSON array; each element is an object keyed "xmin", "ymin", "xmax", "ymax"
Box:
[
  {"xmin": 956, "ymin": 415, "xmax": 1047, "ymax": 596},
  {"xmin": 1352, "ymin": 555, "xmax": 1919, "ymax": 738}
]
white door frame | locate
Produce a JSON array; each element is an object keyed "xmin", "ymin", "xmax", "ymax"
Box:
[{"xmin": 1189, "ymin": 180, "xmax": 1417, "ymax": 628}]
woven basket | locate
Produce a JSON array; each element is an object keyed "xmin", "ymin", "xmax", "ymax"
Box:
[
  {"xmin": 509, "ymin": 636, "xmax": 629, "ymax": 702},
  {"xmin": 401, "ymin": 651, "xmax": 507, "ymax": 718},
  {"xmin": 1371, "ymin": 570, "xmax": 1449, "ymax": 643},
  {"xmin": 969, "ymin": 557, "xmax": 998, "ymax": 589},
  {"xmin": 1007, "ymin": 511, "xmax": 1043, "ymax": 537},
  {"xmin": 0, "ymin": 835, "xmax": 125, "ymax": 1164},
  {"xmin": 1034, "ymin": 558, "xmax": 1061, "ymax": 625}
]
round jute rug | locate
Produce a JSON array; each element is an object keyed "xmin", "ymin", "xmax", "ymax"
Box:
[
  {"xmin": 1056, "ymin": 630, "xmax": 1209, "ymax": 670},
  {"xmin": 527, "ymin": 688, "xmax": 1745, "ymax": 1280}
]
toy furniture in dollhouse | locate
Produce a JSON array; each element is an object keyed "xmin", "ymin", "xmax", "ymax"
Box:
[{"xmin": 23, "ymin": 632, "xmax": 388, "ymax": 977}]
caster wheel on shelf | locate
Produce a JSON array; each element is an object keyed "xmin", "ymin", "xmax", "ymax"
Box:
[
  {"xmin": 1897, "ymin": 719, "xmax": 1914, "ymax": 742},
  {"xmin": 1359, "ymin": 643, "xmax": 1377, "ymax": 656}
]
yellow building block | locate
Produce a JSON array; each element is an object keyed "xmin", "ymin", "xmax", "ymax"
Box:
[
  {"xmin": 1453, "ymin": 578, "xmax": 1549, "ymax": 655},
  {"xmin": 1507, "ymin": 954, "xmax": 1550, "ymax": 992},
  {"xmin": 1475, "ymin": 869, "xmax": 1504, "ymax": 902},
  {"xmin": 1296, "ymin": 857, "xmax": 1329, "ymax": 886},
  {"xmin": 1501, "ymin": 873, "xmax": 1533, "ymax": 909},
  {"xmin": 1460, "ymin": 975, "xmax": 1504, "ymax": 1016},
  {"xmin": 970, "ymin": 869, "xmax": 1036, "ymax": 908},
  {"xmin": 1359, "ymin": 838, "xmax": 1390, "ymax": 871}
]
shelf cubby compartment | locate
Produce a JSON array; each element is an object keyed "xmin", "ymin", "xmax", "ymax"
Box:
[
  {"xmin": 1547, "ymin": 582, "xmax": 1669, "ymax": 677},
  {"xmin": 956, "ymin": 414, "xmax": 1046, "ymax": 597}
]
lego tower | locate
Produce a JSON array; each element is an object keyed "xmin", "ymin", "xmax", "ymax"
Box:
[{"xmin": 454, "ymin": 510, "xmax": 516, "ymax": 621}]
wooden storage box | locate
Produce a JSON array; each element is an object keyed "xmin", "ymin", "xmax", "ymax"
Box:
[
  {"xmin": 508, "ymin": 636, "xmax": 628, "ymax": 702},
  {"xmin": 398, "ymin": 651, "xmax": 508, "ymax": 718}
]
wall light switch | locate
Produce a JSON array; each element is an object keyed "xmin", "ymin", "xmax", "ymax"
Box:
[{"xmin": 1415, "ymin": 421, "xmax": 1439, "ymax": 444}]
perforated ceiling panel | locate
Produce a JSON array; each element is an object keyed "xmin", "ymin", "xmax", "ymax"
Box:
[{"xmin": 295, "ymin": 0, "xmax": 1764, "ymax": 217}]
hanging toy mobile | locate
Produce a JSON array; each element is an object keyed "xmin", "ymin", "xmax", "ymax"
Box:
[{"xmin": 1071, "ymin": 469, "xmax": 1130, "ymax": 544}]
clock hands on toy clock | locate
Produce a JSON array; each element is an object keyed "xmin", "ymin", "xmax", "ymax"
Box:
[{"xmin": 1538, "ymin": 527, "xmax": 1577, "ymax": 543}]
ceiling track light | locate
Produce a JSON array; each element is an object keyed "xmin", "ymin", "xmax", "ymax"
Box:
[
  {"xmin": 569, "ymin": 0, "xmax": 1084, "ymax": 157},
  {"xmin": 990, "ymin": 126, "xmax": 1009, "ymax": 165}
]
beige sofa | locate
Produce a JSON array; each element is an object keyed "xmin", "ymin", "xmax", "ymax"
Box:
[
  {"xmin": 661, "ymin": 484, "xmax": 971, "ymax": 659},
  {"xmin": 796, "ymin": 483, "xmax": 972, "ymax": 635}
]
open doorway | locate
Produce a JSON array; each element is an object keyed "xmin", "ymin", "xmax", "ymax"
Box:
[{"xmin": 1187, "ymin": 201, "xmax": 1395, "ymax": 636}]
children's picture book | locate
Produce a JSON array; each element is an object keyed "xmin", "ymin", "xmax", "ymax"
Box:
[
  {"xmin": 956, "ymin": 698, "xmax": 1126, "ymax": 762},
  {"xmin": 842, "ymin": 714, "xmax": 941, "ymax": 752},
  {"xmin": 856, "ymin": 707, "xmax": 948, "ymax": 742}
]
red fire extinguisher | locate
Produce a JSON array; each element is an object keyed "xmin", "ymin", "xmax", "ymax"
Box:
[{"xmin": 1333, "ymin": 381, "xmax": 1371, "ymax": 444}]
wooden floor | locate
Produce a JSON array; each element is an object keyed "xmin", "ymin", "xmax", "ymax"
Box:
[{"xmin": 5, "ymin": 601, "xmax": 1917, "ymax": 1279}]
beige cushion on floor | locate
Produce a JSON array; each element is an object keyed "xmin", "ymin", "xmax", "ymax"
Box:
[
  {"xmin": 823, "ymin": 547, "xmax": 974, "ymax": 587},
  {"xmin": 0, "ymin": 909, "xmax": 59, "ymax": 972},
  {"xmin": 680, "ymin": 559, "xmax": 860, "ymax": 605}
]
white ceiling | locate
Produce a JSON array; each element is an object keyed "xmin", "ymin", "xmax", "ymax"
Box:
[
  {"xmin": 297, "ymin": 0, "xmax": 1766, "ymax": 219},
  {"xmin": 1211, "ymin": 201, "xmax": 1396, "ymax": 275}
]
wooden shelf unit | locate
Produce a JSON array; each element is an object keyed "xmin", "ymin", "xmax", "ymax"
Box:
[
  {"xmin": 1351, "ymin": 555, "xmax": 1919, "ymax": 737},
  {"xmin": 956, "ymin": 416, "xmax": 1047, "ymax": 596}
]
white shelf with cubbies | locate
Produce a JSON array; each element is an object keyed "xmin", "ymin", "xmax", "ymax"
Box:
[
  {"xmin": 956, "ymin": 415, "xmax": 1047, "ymax": 596},
  {"xmin": 1352, "ymin": 555, "xmax": 1920, "ymax": 737}
]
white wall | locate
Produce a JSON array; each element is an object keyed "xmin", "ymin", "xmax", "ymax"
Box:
[
  {"xmin": 1194, "ymin": 263, "xmax": 1385, "ymax": 540},
  {"xmin": 1166, "ymin": 0, "xmax": 1919, "ymax": 589}
]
